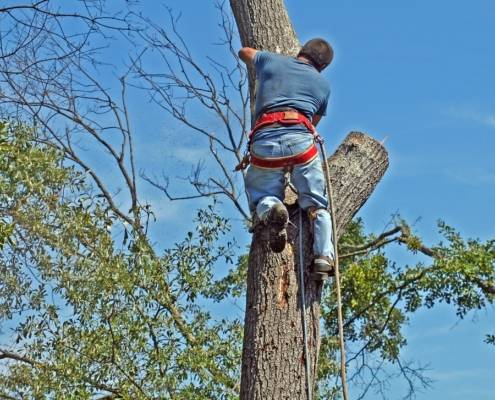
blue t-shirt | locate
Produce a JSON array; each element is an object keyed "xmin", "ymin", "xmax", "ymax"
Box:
[{"xmin": 254, "ymin": 51, "xmax": 330, "ymax": 121}]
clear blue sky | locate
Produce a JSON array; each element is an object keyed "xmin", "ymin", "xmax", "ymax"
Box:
[{"xmin": 101, "ymin": 1, "xmax": 495, "ymax": 398}]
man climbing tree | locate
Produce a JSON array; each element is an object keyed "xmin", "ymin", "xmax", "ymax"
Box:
[
  {"xmin": 232, "ymin": 1, "xmax": 389, "ymax": 399},
  {"xmin": 237, "ymin": 39, "xmax": 336, "ymax": 279},
  {"xmin": 237, "ymin": 38, "xmax": 355, "ymax": 400}
]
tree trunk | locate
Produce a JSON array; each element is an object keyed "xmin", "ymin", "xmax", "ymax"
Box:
[{"xmin": 230, "ymin": 1, "xmax": 389, "ymax": 398}]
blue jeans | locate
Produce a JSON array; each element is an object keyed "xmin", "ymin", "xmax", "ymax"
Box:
[{"xmin": 245, "ymin": 131, "xmax": 334, "ymax": 258}]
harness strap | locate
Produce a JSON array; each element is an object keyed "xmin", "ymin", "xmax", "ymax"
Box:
[
  {"xmin": 249, "ymin": 110, "xmax": 315, "ymax": 140},
  {"xmin": 234, "ymin": 110, "xmax": 317, "ymax": 171},
  {"xmin": 250, "ymin": 143, "xmax": 318, "ymax": 169}
]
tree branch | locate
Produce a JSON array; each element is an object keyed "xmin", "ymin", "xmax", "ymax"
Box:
[{"xmin": 0, "ymin": 349, "xmax": 121, "ymax": 396}]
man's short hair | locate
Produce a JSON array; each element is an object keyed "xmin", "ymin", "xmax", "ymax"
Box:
[{"xmin": 298, "ymin": 38, "xmax": 334, "ymax": 71}]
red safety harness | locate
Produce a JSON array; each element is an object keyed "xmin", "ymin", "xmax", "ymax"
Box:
[{"xmin": 235, "ymin": 110, "xmax": 319, "ymax": 170}]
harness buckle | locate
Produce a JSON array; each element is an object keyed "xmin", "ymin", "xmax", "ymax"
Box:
[{"xmin": 283, "ymin": 111, "xmax": 299, "ymax": 120}]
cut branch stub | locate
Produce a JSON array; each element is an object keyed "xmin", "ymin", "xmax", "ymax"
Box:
[{"xmin": 285, "ymin": 131, "xmax": 389, "ymax": 239}]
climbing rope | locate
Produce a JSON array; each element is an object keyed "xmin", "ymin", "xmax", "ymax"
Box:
[
  {"xmin": 298, "ymin": 207, "xmax": 313, "ymax": 400},
  {"xmin": 295, "ymin": 132, "xmax": 350, "ymax": 400},
  {"xmin": 317, "ymin": 134, "xmax": 350, "ymax": 400}
]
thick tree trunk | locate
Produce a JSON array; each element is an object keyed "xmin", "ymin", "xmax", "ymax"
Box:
[{"xmin": 230, "ymin": 1, "xmax": 389, "ymax": 398}]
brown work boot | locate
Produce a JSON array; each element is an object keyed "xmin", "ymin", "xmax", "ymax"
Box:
[
  {"xmin": 266, "ymin": 203, "xmax": 289, "ymax": 253},
  {"xmin": 312, "ymin": 255, "xmax": 335, "ymax": 280}
]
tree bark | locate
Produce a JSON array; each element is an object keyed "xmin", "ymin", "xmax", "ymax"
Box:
[{"xmin": 230, "ymin": 1, "xmax": 389, "ymax": 398}]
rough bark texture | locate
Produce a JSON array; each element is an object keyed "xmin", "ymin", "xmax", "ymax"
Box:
[
  {"xmin": 242, "ymin": 210, "xmax": 319, "ymax": 399},
  {"xmin": 230, "ymin": 1, "xmax": 390, "ymax": 399},
  {"xmin": 230, "ymin": 0, "xmax": 299, "ymax": 54}
]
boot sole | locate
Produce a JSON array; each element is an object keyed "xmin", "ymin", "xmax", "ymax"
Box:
[
  {"xmin": 313, "ymin": 259, "xmax": 335, "ymax": 276},
  {"xmin": 267, "ymin": 204, "xmax": 289, "ymax": 253},
  {"xmin": 269, "ymin": 228, "xmax": 287, "ymax": 253},
  {"xmin": 311, "ymin": 271, "xmax": 329, "ymax": 281}
]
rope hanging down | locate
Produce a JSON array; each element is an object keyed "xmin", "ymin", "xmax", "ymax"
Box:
[
  {"xmin": 298, "ymin": 208, "xmax": 313, "ymax": 400},
  {"xmin": 295, "ymin": 134, "xmax": 350, "ymax": 400},
  {"xmin": 317, "ymin": 135, "xmax": 350, "ymax": 400}
]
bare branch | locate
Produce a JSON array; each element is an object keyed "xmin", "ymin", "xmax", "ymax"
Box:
[
  {"xmin": 141, "ymin": 170, "xmax": 223, "ymax": 200},
  {"xmin": 128, "ymin": 7, "xmax": 250, "ymax": 215},
  {"xmin": 341, "ymin": 226, "xmax": 402, "ymax": 252}
]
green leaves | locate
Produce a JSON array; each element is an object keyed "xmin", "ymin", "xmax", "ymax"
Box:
[
  {"xmin": 0, "ymin": 122, "xmax": 241, "ymax": 399},
  {"xmin": 486, "ymin": 334, "xmax": 495, "ymax": 345},
  {"xmin": 317, "ymin": 217, "xmax": 495, "ymax": 398},
  {"xmin": 417, "ymin": 221, "xmax": 495, "ymax": 317}
]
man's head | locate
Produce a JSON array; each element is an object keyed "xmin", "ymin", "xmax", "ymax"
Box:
[{"xmin": 297, "ymin": 38, "xmax": 333, "ymax": 72}]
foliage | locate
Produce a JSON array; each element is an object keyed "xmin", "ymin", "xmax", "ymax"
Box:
[
  {"xmin": 316, "ymin": 218, "xmax": 495, "ymax": 399},
  {"xmin": 0, "ymin": 122, "xmax": 241, "ymax": 399}
]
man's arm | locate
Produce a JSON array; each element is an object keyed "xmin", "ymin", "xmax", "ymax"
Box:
[{"xmin": 238, "ymin": 47, "xmax": 258, "ymax": 65}]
